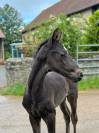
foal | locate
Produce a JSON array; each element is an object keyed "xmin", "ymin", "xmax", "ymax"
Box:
[{"xmin": 22, "ymin": 29, "xmax": 83, "ymax": 133}]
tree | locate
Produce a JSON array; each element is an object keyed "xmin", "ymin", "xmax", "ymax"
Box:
[
  {"xmin": 0, "ymin": 4, "xmax": 23, "ymax": 57},
  {"xmin": 32, "ymin": 14, "xmax": 82, "ymax": 57},
  {"xmin": 83, "ymin": 10, "xmax": 99, "ymax": 44}
]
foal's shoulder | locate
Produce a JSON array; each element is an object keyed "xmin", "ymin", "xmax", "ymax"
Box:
[{"xmin": 45, "ymin": 71, "xmax": 66, "ymax": 82}]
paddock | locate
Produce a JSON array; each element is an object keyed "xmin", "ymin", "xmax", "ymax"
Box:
[{"xmin": 0, "ymin": 91, "xmax": 99, "ymax": 133}]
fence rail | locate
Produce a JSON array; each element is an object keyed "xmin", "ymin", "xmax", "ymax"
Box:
[
  {"xmin": 78, "ymin": 51, "xmax": 99, "ymax": 54},
  {"xmin": 77, "ymin": 44, "xmax": 99, "ymax": 76}
]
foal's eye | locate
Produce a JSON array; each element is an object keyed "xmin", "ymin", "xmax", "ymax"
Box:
[{"xmin": 61, "ymin": 53, "xmax": 66, "ymax": 57}]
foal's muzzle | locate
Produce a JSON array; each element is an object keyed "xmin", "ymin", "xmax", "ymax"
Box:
[
  {"xmin": 70, "ymin": 69, "xmax": 83, "ymax": 82},
  {"xmin": 75, "ymin": 69, "xmax": 83, "ymax": 82}
]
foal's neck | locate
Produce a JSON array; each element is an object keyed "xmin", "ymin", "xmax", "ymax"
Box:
[
  {"xmin": 33, "ymin": 64, "xmax": 50, "ymax": 88},
  {"xmin": 31, "ymin": 63, "xmax": 50, "ymax": 96},
  {"xmin": 27, "ymin": 58, "xmax": 45, "ymax": 94}
]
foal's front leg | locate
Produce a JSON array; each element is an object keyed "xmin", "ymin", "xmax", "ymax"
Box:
[
  {"xmin": 41, "ymin": 102, "xmax": 56, "ymax": 133},
  {"xmin": 22, "ymin": 92, "xmax": 41, "ymax": 133},
  {"xmin": 29, "ymin": 114, "xmax": 41, "ymax": 133},
  {"xmin": 43, "ymin": 112, "xmax": 56, "ymax": 133},
  {"xmin": 67, "ymin": 95, "xmax": 78, "ymax": 133},
  {"xmin": 60, "ymin": 100, "xmax": 70, "ymax": 133}
]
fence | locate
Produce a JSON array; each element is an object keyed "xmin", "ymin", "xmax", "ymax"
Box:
[{"xmin": 76, "ymin": 44, "xmax": 99, "ymax": 76}]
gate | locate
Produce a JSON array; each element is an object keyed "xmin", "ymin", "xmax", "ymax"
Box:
[{"xmin": 76, "ymin": 44, "xmax": 99, "ymax": 76}]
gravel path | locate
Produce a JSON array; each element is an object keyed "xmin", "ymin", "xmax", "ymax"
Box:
[{"xmin": 0, "ymin": 90, "xmax": 99, "ymax": 133}]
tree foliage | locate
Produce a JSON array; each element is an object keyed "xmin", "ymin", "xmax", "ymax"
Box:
[
  {"xmin": 0, "ymin": 4, "xmax": 23, "ymax": 53},
  {"xmin": 32, "ymin": 14, "xmax": 82, "ymax": 57},
  {"xmin": 83, "ymin": 10, "xmax": 99, "ymax": 44}
]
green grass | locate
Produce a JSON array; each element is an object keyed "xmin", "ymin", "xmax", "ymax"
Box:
[
  {"xmin": 78, "ymin": 76, "xmax": 99, "ymax": 90},
  {"xmin": 0, "ymin": 83, "xmax": 25, "ymax": 96},
  {"xmin": 0, "ymin": 76, "xmax": 99, "ymax": 96}
]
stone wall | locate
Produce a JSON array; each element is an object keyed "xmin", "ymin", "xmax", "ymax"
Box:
[
  {"xmin": 5, "ymin": 58, "xmax": 33, "ymax": 86},
  {"xmin": 5, "ymin": 57, "xmax": 99, "ymax": 86}
]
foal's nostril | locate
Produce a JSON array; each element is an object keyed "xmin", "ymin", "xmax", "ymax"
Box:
[
  {"xmin": 76, "ymin": 69, "xmax": 83, "ymax": 78},
  {"xmin": 80, "ymin": 72, "xmax": 83, "ymax": 78}
]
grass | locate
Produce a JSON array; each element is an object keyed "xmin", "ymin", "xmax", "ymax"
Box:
[
  {"xmin": 78, "ymin": 76, "xmax": 99, "ymax": 90},
  {"xmin": 0, "ymin": 76, "xmax": 99, "ymax": 96},
  {"xmin": 0, "ymin": 83, "xmax": 25, "ymax": 96}
]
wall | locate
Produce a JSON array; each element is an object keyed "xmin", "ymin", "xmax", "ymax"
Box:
[
  {"xmin": 0, "ymin": 65, "xmax": 7, "ymax": 88},
  {"xmin": 0, "ymin": 39, "xmax": 2, "ymax": 59},
  {"xmin": 81, "ymin": 8, "xmax": 92, "ymax": 19},
  {"xmin": 22, "ymin": 31, "xmax": 34, "ymax": 45},
  {"xmin": 5, "ymin": 57, "xmax": 99, "ymax": 86},
  {"xmin": 5, "ymin": 58, "xmax": 33, "ymax": 86},
  {"xmin": 0, "ymin": 38, "xmax": 4, "ymax": 64}
]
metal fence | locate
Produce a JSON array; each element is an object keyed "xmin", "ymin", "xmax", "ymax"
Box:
[{"xmin": 76, "ymin": 44, "xmax": 99, "ymax": 76}]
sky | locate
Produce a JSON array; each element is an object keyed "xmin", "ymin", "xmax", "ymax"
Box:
[{"xmin": 0, "ymin": 0, "xmax": 59, "ymax": 24}]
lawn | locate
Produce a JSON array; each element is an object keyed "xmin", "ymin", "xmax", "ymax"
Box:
[
  {"xmin": 0, "ymin": 83, "xmax": 25, "ymax": 96},
  {"xmin": 0, "ymin": 76, "xmax": 99, "ymax": 96},
  {"xmin": 78, "ymin": 76, "xmax": 99, "ymax": 90}
]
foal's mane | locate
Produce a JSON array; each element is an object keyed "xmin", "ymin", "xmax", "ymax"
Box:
[
  {"xmin": 28, "ymin": 38, "xmax": 50, "ymax": 94},
  {"xmin": 33, "ymin": 39, "xmax": 48, "ymax": 58}
]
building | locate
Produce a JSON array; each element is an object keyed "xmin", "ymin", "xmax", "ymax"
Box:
[
  {"xmin": 10, "ymin": 42, "xmax": 33, "ymax": 58},
  {"xmin": 0, "ymin": 30, "xmax": 5, "ymax": 64},
  {"xmin": 10, "ymin": 42, "xmax": 24, "ymax": 58},
  {"xmin": 22, "ymin": 0, "xmax": 99, "ymax": 44}
]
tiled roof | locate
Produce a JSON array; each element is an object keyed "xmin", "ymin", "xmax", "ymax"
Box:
[{"xmin": 23, "ymin": 0, "xmax": 99, "ymax": 33}]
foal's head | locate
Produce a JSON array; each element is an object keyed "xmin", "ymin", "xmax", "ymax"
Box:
[{"xmin": 36, "ymin": 29, "xmax": 83, "ymax": 82}]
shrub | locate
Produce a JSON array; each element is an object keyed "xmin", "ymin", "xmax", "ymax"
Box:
[
  {"xmin": 82, "ymin": 10, "xmax": 99, "ymax": 51},
  {"xmin": 5, "ymin": 51, "xmax": 11, "ymax": 59},
  {"xmin": 32, "ymin": 14, "xmax": 82, "ymax": 57}
]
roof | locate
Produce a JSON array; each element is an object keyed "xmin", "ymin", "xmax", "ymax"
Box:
[
  {"xmin": 23, "ymin": 0, "xmax": 99, "ymax": 33},
  {"xmin": 0, "ymin": 30, "xmax": 5, "ymax": 38}
]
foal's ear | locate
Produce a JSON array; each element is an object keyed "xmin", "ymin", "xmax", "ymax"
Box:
[{"xmin": 52, "ymin": 28, "xmax": 62, "ymax": 41}]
